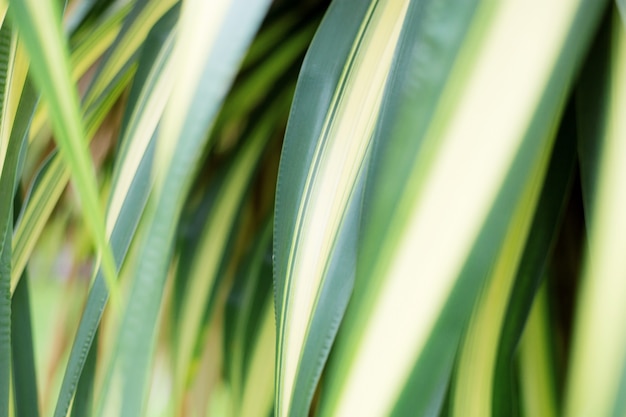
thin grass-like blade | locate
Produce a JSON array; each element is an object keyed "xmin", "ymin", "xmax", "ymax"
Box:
[
  {"xmin": 8, "ymin": 0, "xmax": 118, "ymax": 302},
  {"xmin": 565, "ymin": 6, "xmax": 626, "ymax": 417},
  {"xmin": 97, "ymin": 1, "xmax": 271, "ymax": 415},
  {"xmin": 0, "ymin": 64, "xmax": 38, "ymax": 417},
  {"xmin": 28, "ymin": 2, "xmax": 132, "ymax": 146},
  {"xmin": 52, "ymin": 8, "xmax": 179, "ymax": 417},
  {"xmin": 317, "ymin": 0, "xmax": 606, "ymax": 416},
  {"xmin": 12, "ymin": 0, "xmax": 173, "ymax": 292},
  {"xmin": 0, "ymin": 216, "xmax": 9, "ymax": 417},
  {"xmin": 82, "ymin": 0, "xmax": 177, "ymax": 111},
  {"xmin": 69, "ymin": 331, "xmax": 98, "ymax": 417},
  {"xmin": 0, "ymin": 23, "xmax": 15, "ymax": 414}
]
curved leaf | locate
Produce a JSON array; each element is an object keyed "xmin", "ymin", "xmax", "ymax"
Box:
[
  {"xmin": 96, "ymin": 0, "xmax": 272, "ymax": 414},
  {"xmin": 565, "ymin": 6, "xmax": 626, "ymax": 417},
  {"xmin": 317, "ymin": 0, "xmax": 605, "ymax": 416},
  {"xmin": 52, "ymin": 8, "xmax": 179, "ymax": 417},
  {"xmin": 173, "ymin": 103, "xmax": 277, "ymax": 409},
  {"xmin": 491, "ymin": 100, "xmax": 577, "ymax": 417},
  {"xmin": 273, "ymin": 1, "xmax": 409, "ymax": 415},
  {"xmin": 11, "ymin": 0, "xmax": 168, "ymax": 291},
  {"xmin": 9, "ymin": 0, "xmax": 119, "ymax": 302}
]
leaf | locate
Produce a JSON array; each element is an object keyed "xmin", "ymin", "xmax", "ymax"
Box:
[
  {"xmin": 28, "ymin": 2, "xmax": 132, "ymax": 146},
  {"xmin": 565, "ymin": 6, "xmax": 626, "ymax": 417},
  {"xmin": 273, "ymin": 1, "xmax": 409, "ymax": 415},
  {"xmin": 224, "ymin": 220, "xmax": 273, "ymax": 409},
  {"xmin": 173, "ymin": 111, "xmax": 276, "ymax": 408},
  {"xmin": 519, "ymin": 282, "xmax": 558, "ymax": 417},
  {"xmin": 11, "ymin": 0, "xmax": 168, "ymax": 292},
  {"xmin": 316, "ymin": 0, "xmax": 606, "ymax": 416},
  {"xmin": 239, "ymin": 295, "xmax": 275, "ymax": 417},
  {"xmin": 0, "ymin": 41, "xmax": 39, "ymax": 417},
  {"xmin": 69, "ymin": 331, "xmax": 98, "ymax": 417},
  {"xmin": 11, "ymin": 273, "xmax": 40, "ymax": 417},
  {"xmin": 96, "ymin": 0, "xmax": 272, "ymax": 415},
  {"xmin": 491, "ymin": 100, "xmax": 578, "ymax": 417},
  {"xmin": 9, "ymin": 0, "xmax": 119, "ymax": 303},
  {"xmin": 52, "ymin": 7, "xmax": 179, "ymax": 417},
  {"xmin": 0, "ymin": 215, "xmax": 10, "ymax": 417}
]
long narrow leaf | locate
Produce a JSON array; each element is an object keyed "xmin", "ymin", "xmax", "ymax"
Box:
[
  {"xmin": 11, "ymin": 273, "xmax": 40, "ymax": 417},
  {"xmin": 491, "ymin": 100, "xmax": 577, "ymax": 416},
  {"xmin": 97, "ymin": 0, "xmax": 271, "ymax": 415},
  {"xmin": 519, "ymin": 282, "xmax": 558, "ymax": 417},
  {"xmin": 173, "ymin": 111, "xmax": 276, "ymax": 408},
  {"xmin": 52, "ymin": 8, "xmax": 178, "ymax": 417},
  {"xmin": 9, "ymin": 0, "xmax": 119, "ymax": 303},
  {"xmin": 565, "ymin": 6, "xmax": 626, "ymax": 416},
  {"xmin": 11, "ymin": 0, "xmax": 171, "ymax": 292},
  {"xmin": 273, "ymin": 1, "xmax": 409, "ymax": 415},
  {"xmin": 0, "ymin": 68, "xmax": 38, "ymax": 417},
  {"xmin": 317, "ymin": 0, "xmax": 605, "ymax": 416}
]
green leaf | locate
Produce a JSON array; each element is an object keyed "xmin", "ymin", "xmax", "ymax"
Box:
[
  {"xmin": 173, "ymin": 112, "xmax": 275, "ymax": 407},
  {"xmin": 565, "ymin": 6, "xmax": 626, "ymax": 417},
  {"xmin": 28, "ymin": 2, "xmax": 132, "ymax": 146},
  {"xmin": 69, "ymin": 331, "xmax": 98, "ymax": 417},
  {"xmin": 0, "ymin": 48, "xmax": 39, "ymax": 417},
  {"xmin": 316, "ymin": 0, "xmax": 606, "ymax": 416},
  {"xmin": 224, "ymin": 219, "xmax": 273, "ymax": 409},
  {"xmin": 492, "ymin": 100, "xmax": 577, "ymax": 417},
  {"xmin": 11, "ymin": 274, "xmax": 40, "ymax": 417},
  {"xmin": 239, "ymin": 294, "xmax": 275, "ymax": 417},
  {"xmin": 96, "ymin": 1, "xmax": 272, "ymax": 415},
  {"xmin": 0, "ymin": 215, "xmax": 10, "ymax": 417},
  {"xmin": 519, "ymin": 282, "xmax": 558, "ymax": 417},
  {"xmin": 11, "ymin": 0, "xmax": 162, "ymax": 292},
  {"xmin": 9, "ymin": 0, "xmax": 119, "ymax": 304},
  {"xmin": 83, "ymin": 0, "xmax": 178, "ymax": 111},
  {"xmin": 451, "ymin": 111, "xmax": 559, "ymax": 417},
  {"xmin": 52, "ymin": 7, "xmax": 178, "ymax": 417},
  {"xmin": 273, "ymin": 1, "xmax": 409, "ymax": 415}
]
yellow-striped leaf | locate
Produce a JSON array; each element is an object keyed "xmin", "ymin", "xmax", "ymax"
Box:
[{"xmin": 273, "ymin": 1, "xmax": 409, "ymax": 415}]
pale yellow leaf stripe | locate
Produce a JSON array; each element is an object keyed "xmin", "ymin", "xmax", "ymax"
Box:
[{"xmin": 327, "ymin": 0, "xmax": 579, "ymax": 415}]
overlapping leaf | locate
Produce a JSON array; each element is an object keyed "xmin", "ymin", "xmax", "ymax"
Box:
[
  {"xmin": 52, "ymin": 7, "xmax": 179, "ymax": 417},
  {"xmin": 314, "ymin": 0, "xmax": 605, "ymax": 416},
  {"xmin": 273, "ymin": 1, "xmax": 409, "ymax": 415},
  {"xmin": 96, "ymin": 0, "xmax": 272, "ymax": 415},
  {"xmin": 565, "ymin": 6, "xmax": 626, "ymax": 417},
  {"xmin": 9, "ymin": 0, "xmax": 119, "ymax": 302},
  {"xmin": 11, "ymin": 0, "xmax": 175, "ymax": 292}
]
